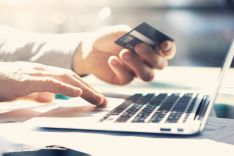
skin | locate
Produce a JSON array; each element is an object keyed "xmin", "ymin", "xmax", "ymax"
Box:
[
  {"xmin": 73, "ymin": 25, "xmax": 176, "ymax": 85},
  {"xmin": 0, "ymin": 25, "xmax": 176, "ymax": 106},
  {"xmin": 0, "ymin": 62, "xmax": 106, "ymax": 106}
]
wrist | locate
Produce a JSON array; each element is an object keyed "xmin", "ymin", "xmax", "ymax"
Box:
[{"xmin": 72, "ymin": 33, "xmax": 92, "ymax": 76}]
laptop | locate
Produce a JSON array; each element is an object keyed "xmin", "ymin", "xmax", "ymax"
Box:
[{"xmin": 28, "ymin": 40, "xmax": 234, "ymax": 135}]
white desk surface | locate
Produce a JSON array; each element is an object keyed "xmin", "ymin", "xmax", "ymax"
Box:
[
  {"xmin": 0, "ymin": 117, "xmax": 234, "ymax": 156},
  {"xmin": 0, "ymin": 66, "xmax": 234, "ymax": 156}
]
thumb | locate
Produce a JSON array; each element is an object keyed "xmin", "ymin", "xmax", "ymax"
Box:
[{"xmin": 21, "ymin": 92, "xmax": 55, "ymax": 103}]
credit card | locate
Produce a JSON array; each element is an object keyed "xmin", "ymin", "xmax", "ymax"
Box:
[{"xmin": 115, "ymin": 22, "xmax": 174, "ymax": 51}]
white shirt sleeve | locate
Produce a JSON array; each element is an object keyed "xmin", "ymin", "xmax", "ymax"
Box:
[{"xmin": 0, "ymin": 25, "xmax": 87, "ymax": 69}]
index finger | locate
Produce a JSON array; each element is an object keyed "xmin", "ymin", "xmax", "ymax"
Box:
[
  {"xmin": 158, "ymin": 40, "xmax": 176, "ymax": 59},
  {"xmin": 28, "ymin": 77, "xmax": 83, "ymax": 97},
  {"xmin": 63, "ymin": 74, "xmax": 107, "ymax": 106}
]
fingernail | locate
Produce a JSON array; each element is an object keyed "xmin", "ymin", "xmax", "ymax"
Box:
[
  {"xmin": 135, "ymin": 43, "xmax": 147, "ymax": 53},
  {"xmin": 111, "ymin": 58, "xmax": 119, "ymax": 66},
  {"xmin": 123, "ymin": 52, "xmax": 131, "ymax": 61},
  {"xmin": 97, "ymin": 97, "xmax": 108, "ymax": 108},
  {"xmin": 161, "ymin": 42, "xmax": 171, "ymax": 52}
]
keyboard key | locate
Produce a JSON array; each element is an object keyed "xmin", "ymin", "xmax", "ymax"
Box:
[
  {"xmin": 149, "ymin": 94, "xmax": 180, "ymax": 123},
  {"xmin": 116, "ymin": 94, "xmax": 155, "ymax": 122},
  {"xmin": 135, "ymin": 93, "xmax": 155, "ymax": 104},
  {"xmin": 116, "ymin": 116, "xmax": 130, "ymax": 122},
  {"xmin": 157, "ymin": 93, "xmax": 180, "ymax": 111},
  {"xmin": 109, "ymin": 94, "xmax": 142, "ymax": 115},
  {"xmin": 186, "ymin": 95, "xmax": 198, "ymax": 113},
  {"xmin": 166, "ymin": 94, "xmax": 193, "ymax": 123},
  {"xmin": 132, "ymin": 94, "xmax": 167, "ymax": 123},
  {"xmin": 183, "ymin": 94, "xmax": 198, "ymax": 122},
  {"xmin": 99, "ymin": 94, "xmax": 142, "ymax": 122},
  {"xmin": 150, "ymin": 111, "xmax": 167, "ymax": 123},
  {"xmin": 149, "ymin": 93, "xmax": 167, "ymax": 105}
]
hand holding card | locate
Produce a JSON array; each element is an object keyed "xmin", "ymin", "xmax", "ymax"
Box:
[
  {"xmin": 113, "ymin": 22, "xmax": 176, "ymax": 81},
  {"xmin": 73, "ymin": 24, "xmax": 176, "ymax": 86}
]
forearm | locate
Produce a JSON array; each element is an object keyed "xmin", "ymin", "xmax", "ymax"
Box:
[{"xmin": 0, "ymin": 25, "xmax": 87, "ymax": 69}]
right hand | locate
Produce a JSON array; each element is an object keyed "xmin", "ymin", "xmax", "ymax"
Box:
[{"xmin": 0, "ymin": 62, "xmax": 107, "ymax": 106}]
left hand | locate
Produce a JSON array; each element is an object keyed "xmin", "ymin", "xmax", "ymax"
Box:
[{"xmin": 73, "ymin": 25, "xmax": 176, "ymax": 85}]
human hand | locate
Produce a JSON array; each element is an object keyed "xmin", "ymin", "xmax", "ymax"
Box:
[
  {"xmin": 0, "ymin": 62, "xmax": 106, "ymax": 106},
  {"xmin": 73, "ymin": 25, "xmax": 176, "ymax": 85}
]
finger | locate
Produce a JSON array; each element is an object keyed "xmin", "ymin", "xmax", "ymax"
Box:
[
  {"xmin": 135, "ymin": 43, "xmax": 168, "ymax": 69},
  {"xmin": 22, "ymin": 92, "xmax": 54, "ymax": 103},
  {"xmin": 59, "ymin": 73, "xmax": 106, "ymax": 106},
  {"xmin": 119, "ymin": 49, "xmax": 155, "ymax": 81},
  {"xmin": 158, "ymin": 41, "xmax": 176, "ymax": 59},
  {"xmin": 28, "ymin": 71, "xmax": 106, "ymax": 106},
  {"xmin": 97, "ymin": 97, "xmax": 108, "ymax": 108},
  {"xmin": 27, "ymin": 77, "xmax": 82, "ymax": 97},
  {"xmin": 73, "ymin": 77, "xmax": 106, "ymax": 106},
  {"xmin": 108, "ymin": 56, "xmax": 134, "ymax": 85}
]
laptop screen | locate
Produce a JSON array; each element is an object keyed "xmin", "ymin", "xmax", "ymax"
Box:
[{"xmin": 212, "ymin": 40, "xmax": 234, "ymax": 101}]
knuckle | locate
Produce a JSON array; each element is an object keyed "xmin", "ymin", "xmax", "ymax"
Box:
[
  {"xmin": 39, "ymin": 79, "xmax": 50, "ymax": 91},
  {"xmin": 44, "ymin": 78, "xmax": 61, "ymax": 91},
  {"xmin": 153, "ymin": 57, "xmax": 166, "ymax": 70},
  {"xmin": 19, "ymin": 77, "xmax": 34, "ymax": 93},
  {"xmin": 44, "ymin": 77, "xmax": 54, "ymax": 84},
  {"xmin": 20, "ymin": 80, "xmax": 32, "ymax": 94},
  {"xmin": 65, "ymin": 69, "xmax": 80, "ymax": 79},
  {"xmin": 60, "ymin": 69, "xmax": 73, "ymax": 77},
  {"xmin": 61, "ymin": 73, "xmax": 70, "ymax": 79}
]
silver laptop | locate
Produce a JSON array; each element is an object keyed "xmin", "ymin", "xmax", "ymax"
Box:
[{"xmin": 28, "ymin": 41, "xmax": 234, "ymax": 135}]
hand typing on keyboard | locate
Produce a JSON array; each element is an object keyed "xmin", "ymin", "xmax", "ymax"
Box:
[{"xmin": 0, "ymin": 24, "xmax": 176, "ymax": 107}]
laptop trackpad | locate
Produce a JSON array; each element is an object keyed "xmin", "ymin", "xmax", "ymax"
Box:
[{"xmin": 39, "ymin": 98, "xmax": 123, "ymax": 118}]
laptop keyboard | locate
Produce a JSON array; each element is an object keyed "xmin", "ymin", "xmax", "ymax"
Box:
[{"xmin": 100, "ymin": 93, "xmax": 202, "ymax": 123}]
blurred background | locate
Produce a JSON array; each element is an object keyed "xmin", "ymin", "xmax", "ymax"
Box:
[{"xmin": 0, "ymin": 0, "xmax": 234, "ymax": 67}]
